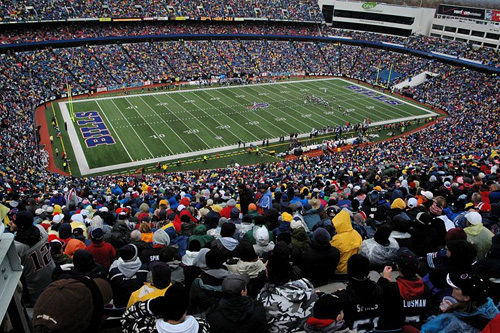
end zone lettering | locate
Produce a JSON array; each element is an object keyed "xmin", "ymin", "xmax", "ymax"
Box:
[
  {"xmin": 345, "ymin": 85, "xmax": 403, "ymax": 105},
  {"xmin": 74, "ymin": 111, "xmax": 116, "ymax": 148}
]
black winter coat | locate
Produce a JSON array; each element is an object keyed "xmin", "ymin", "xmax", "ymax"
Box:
[
  {"xmin": 206, "ymin": 296, "xmax": 268, "ymax": 333},
  {"xmin": 300, "ymin": 240, "xmax": 340, "ymax": 287}
]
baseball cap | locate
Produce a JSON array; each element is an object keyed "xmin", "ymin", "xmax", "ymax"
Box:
[
  {"xmin": 465, "ymin": 211, "xmax": 482, "ymax": 225},
  {"xmin": 33, "ymin": 278, "xmax": 112, "ymax": 332},
  {"xmin": 222, "ymin": 273, "xmax": 250, "ymax": 296},
  {"xmin": 396, "ymin": 247, "xmax": 419, "ymax": 275},
  {"xmin": 407, "ymin": 198, "xmax": 418, "ymax": 209},
  {"xmin": 447, "ymin": 273, "xmax": 489, "ymax": 301},
  {"xmin": 421, "ymin": 191, "xmax": 434, "ymax": 200}
]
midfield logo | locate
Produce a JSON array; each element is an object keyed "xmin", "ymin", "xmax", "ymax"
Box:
[{"xmin": 247, "ymin": 102, "xmax": 270, "ymax": 110}]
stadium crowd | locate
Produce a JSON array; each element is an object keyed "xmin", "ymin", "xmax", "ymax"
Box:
[
  {"xmin": 0, "ymin": 0, "xmax": 323, "ymax": 22},
  {"xmin": 1, "ymin": 8, "xmax": 500, "ymax": 333},
  {"xmin": 0, "ymin": 21, "xmax": 499, "ymax": 68}
]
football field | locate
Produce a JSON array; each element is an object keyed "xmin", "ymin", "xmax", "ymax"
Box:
[{"xmin": 58, "ymin": 78, "xmax": 437, "ymax": 175}]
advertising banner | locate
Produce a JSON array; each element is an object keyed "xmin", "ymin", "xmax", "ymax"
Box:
[{"xmin": 437, "ymin": 5, "xmax": 485, "ymax": 20}]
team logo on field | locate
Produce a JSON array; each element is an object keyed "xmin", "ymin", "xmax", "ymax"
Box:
[
  {"xmin": 75, "ymin": 111, "xmax": 116, "ymax": 148},
  {"xmin": 247, "ymin": 102, "xmax": 270, "ymax": 110}
]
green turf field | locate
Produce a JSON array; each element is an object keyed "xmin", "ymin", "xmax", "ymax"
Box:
[{"xmin": 57, "ymin": 78, "xmax": 437, "ymax": 175}]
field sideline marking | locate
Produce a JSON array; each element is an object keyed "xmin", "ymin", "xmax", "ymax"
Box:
[
  {"xmin": 58, "ymin": 101, "xmax": 89, "ymax": 174},
  {"xmin": 70, "ymin": 78, "xmax": 341, "ymax": 103}
]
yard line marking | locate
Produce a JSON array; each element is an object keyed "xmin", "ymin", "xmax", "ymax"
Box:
[
  {"xmin": 213, "ymin": 88, "xmax": 290, "ymax": 136},
  {"xmin": 108, "ymin": 99, "xmax": 155, "ymax": 158},
  {"xmin": 255, "ymin": 84, "xmax": 343, "ymax": 126},
  {"xmin": 183, "ymin": 90, "xmax": 248, "ymax": 143},
  {"xmin": 136, "ymin": 96, "xmax": 192, "ymax": 153},
  {"xmin": 95, "ymin": 100, "xmax": 134, "ymax": 162},
  {"xmin": 197, "ymin": 90, "xmax": 261, "ymax": 141},
  {"xmin": 246, "ymin": 85, "xmax": 323, "ymax": 130},
  {"xmin": 151, "ymin": 94, "xmax": 212, "ymax": 149},
  {"xmin": 122, "ymin": 97, "xmax": 174, "ymax": 154}
]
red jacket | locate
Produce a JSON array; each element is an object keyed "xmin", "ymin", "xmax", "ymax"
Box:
[
  {"xmin": 219, "ymin": 205, "xmax": 235, "ymax": 219},
  {"xmin": 86, "ymin": 240, "xmax": 116, "ymax": 272},
  {"xmin": 173, "ymin": 209, "xmax": 197, "ymax": 231}
]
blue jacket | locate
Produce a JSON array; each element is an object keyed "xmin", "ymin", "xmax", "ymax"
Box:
[
  {"xmin": 421, "ymin": 298, "xmax": 499, "ymax": 333},
  {"xmin": 258, "ymin": 190, "xmax": 272, "ymax": 211}
]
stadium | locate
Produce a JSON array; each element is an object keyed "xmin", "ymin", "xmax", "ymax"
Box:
[{"xmin": 0, "ymin": 0, "xmax": 499, "ymax": 332}]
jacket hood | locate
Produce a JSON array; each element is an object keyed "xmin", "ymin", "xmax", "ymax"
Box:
[
  {"xmin": 396, "ymin": 277, "xmax": 425, "ymax": 300},
  {"xmin": 220, "ymin": 237, "xmax": 239, "ymax": 251},
  {"xmin": 193, "ymin": 224, "xmax": 207, "ymax": 235},
  {"xmin": 231, "ymin": 259, "xmax": 266, "ymax": 279},
  {"xmin": 155, "ymin": 315, "xmax": 199, "ymax": 333},
  {"xmin": 110, "ymin": 257, "xmax": 142, "ymax": 278},
  {"xmin": 464, "ymin": 223, "xmax": 484, "ymax": 236},
  {"xmin": 255, "ymin": 226, "xmax": 270, "ymax": 246},
  {"xmin": 332, "ymin": 210, "xmax": 353, "ymax": 234},
  {"xmin": 218, "ymin": 296, "xmax": 255, "ymax": 323}
]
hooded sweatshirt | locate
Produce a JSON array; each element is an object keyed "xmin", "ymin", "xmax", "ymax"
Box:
[
  {"xmin": 108, "ymin": 257, "xmax": 149, "ymax": 308},
  {"xmin": 377, "ymin": 275, "xmax": 430, "ymax": 330}
]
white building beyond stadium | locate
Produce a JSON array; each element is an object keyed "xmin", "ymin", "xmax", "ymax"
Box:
[{"xmin": 318, "ymin": 0, "xmax": 500, "ymax": 49}]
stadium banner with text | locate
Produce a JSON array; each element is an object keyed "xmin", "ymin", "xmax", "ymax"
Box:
[
  {"xmin": 99, "ymin": 17, "xmax": 112, "ymax": 22},
  {"xmin": 486, "ymin": 10, "xmax": 500, "ymax": 22},
  {"xmin": 437, "ymin": 5, "xmax": 485, "ymax": 20}
]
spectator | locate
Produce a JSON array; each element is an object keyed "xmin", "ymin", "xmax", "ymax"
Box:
[
  {"xmin": 32, "ymin": 278, "xmax": 112, "ymax": 333},
  {"xmin": 421, "ymin": 273, "xmax": 498, "ymax": 332},
  {"xmin": 127, "ymin": 262, "xmax": 172, "ymax": 308},
  {"xmin": 330, "ymin": 210, "xmax": 362, "ymax": 273},
  {"xmin": 334, "ymin": 254, "xmax": 383, "ymax": 332},
  {"xmin": 11, "ymin": 211, "xmax": 55, "ymax": 306},
  {"xmin": 464, "ymin": 211, "xmax": 494, "ymax": 260},
  {"xmin": 206, "ymin": 273, "xmax": 268, "ymax": 332},
  {"xmin": 85, "ymin": 227, "xmax": 116, "ymax": 271},
  {"xmin": 108, "ymin": 244, "xmax": 149, "ymax": 308}
]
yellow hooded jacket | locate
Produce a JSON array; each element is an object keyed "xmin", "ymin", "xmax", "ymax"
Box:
[{"xmin": 330, "ymin": 210, "xmax": 362, "ymax": 273}]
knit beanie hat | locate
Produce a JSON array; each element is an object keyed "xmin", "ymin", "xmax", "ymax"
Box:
[
  {"xmin": 230, "ymin": 207, "xmax": 240, "ymax": 219},
  {"xmin": 312, "ymin": 227, "xmax": 331, "ymax": 245},
  {"xmin": 119, "ymin": 244, "xmax": 138, "ymax": 262},
  {"xmin": 445, "ymin": 228, "xmax": 467, "ymax": 243},
  {"xmin": 236, "ymin": 240, "xmax": 258, "ymax": 262},
  {"xmin": 282, "ymin": 212, "xmax": 293, "ymax": 222},
  {"xmin": 90, "ymin": 228, "xmax": 104, "ymax": 242},
  {"xmin": 153, "ymin": 229, "xmax": 170, "ymax": 246},
  {"xmin": 348, "ymin": 254, "xmax": 370, "ymax": 280},
  {"xmin": 58, "ymin": 223, "xmax": 72, "ymax": 239},
  {"xmin": 354, "ymin": 212, "xmax": 367, "ymax": 224},
  {"xmin": 220, "ymin": 222, "xmax": 236, "ymax": 237},
  {"xmin": 15, "ymin": 211, "xmax": 33, "ymax": 229},
  {"xmin": 313, "ymin": 294, "xmax": 343, "ymax": 319},
  {"xmin": 374, "ymin": 223, "xmax": 392, "ymax": 246},
  {"xmin": 205, "ymin": 250, "xmax": 225, "ymax": 269}
]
